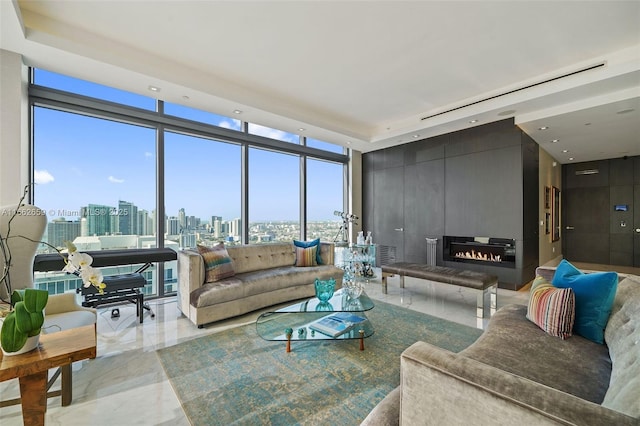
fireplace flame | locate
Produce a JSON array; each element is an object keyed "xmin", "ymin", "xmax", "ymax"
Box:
[{"xmin": 454, "ymin": 250, "xmax": 502, "ymax": 263}]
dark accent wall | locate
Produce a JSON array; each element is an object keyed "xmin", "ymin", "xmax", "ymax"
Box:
[
  {"xmin": 562, "ymin": 156, "xmax": 640, "ymax": 266},
  {"xmin": 363, "ymin": 119, "xmax": 539, "ymax": 290}
]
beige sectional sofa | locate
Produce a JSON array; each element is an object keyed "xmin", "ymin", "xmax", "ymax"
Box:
[
  {"xmin": 177, "ymin": 242, "xmax": 344, "ymax": 327},
  {"xmin": 362, "ymin": 267, "xmax": 640, "ymax": 425}
]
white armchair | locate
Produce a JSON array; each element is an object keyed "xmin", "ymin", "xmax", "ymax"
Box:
[
  {"xmin": 1, "ymin": 203, "xmax": 47, "ymax": 301},
  {"xmin": 0, "ymin": 202, "xmax": 97, "ymax": 331}
]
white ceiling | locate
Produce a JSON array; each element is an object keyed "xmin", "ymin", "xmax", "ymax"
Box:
[{"xmin": 1, "ymin": 0, "xmax": 639, "ymax": 162}]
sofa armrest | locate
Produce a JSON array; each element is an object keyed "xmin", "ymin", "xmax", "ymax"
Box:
[
  {"xmin": 46, "ymin": 293, "xmax": 95, "ymax": 315},
  {"xmin": 400, "ymin": 341, "xmax": 636, "ymax": 426},
  {"xmin": 319, "ymin": 242, "xmax": 335, "ymax": 265},
  {"xmin": 177, "ymin": 249, "xmax": 205, "ymax": 316}
]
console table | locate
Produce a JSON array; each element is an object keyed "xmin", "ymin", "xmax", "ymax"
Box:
[{"xmin": 0, "ymin": 325, "xmax": 96, "ymax": 426}]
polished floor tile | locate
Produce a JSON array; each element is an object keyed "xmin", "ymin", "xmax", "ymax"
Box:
[{"xmin": 0, "ymin": 270, "xmax": 529, "ymax": 425}]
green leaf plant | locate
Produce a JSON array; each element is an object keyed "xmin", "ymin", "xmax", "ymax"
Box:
[{"xmin": 0, "ymin": 288, "xmax": 48, "ymax": 353}]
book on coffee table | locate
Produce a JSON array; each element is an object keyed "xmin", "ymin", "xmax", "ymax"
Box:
[{"xmin": 309, "ymin": 312, "xmax": 368, "ymax": 338}]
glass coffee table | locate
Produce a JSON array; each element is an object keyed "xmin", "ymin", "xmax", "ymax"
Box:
[{"xmin": 256, "ymin": 289, "xmax": 375, "ymax": 351}]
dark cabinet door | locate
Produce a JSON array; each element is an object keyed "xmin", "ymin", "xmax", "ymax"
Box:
[{"xmin": 373, "ymin": 166, "xmax": 404, "ymax": 262}]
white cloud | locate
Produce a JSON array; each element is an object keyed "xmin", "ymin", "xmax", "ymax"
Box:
[
  {"xmin": 249, "ymin": 124, "xmax": 297, "ymax": 142},
  {"xmin": 108, "ymin": 176, "xmax": 125, "ymax": 183},
  {"xmin": 144, "ymin": 152, "xmax": 153, "ymax": 158},
  {"xmin": 34, "ymin": 170, "xmax": 55, "ymax": 184}
]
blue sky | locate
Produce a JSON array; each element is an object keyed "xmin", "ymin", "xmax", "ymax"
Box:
[{"xmin": 32, "ymin": 70, "xmax": 344, "ymax": 223}]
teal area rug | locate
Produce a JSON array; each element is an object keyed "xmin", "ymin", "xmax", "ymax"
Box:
[{"xmin": 157, "ymin": 301, "xmax": 482, "ymax": 426}]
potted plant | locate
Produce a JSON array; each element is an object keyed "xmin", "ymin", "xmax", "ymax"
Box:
[{"xmin": 0, "ymin": 288, "xmax": 48, "ymax": 355}]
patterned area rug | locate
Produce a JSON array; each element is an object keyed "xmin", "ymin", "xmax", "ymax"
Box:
[{"xmin": 157, "ymin": 300, "xmax": 482, "ymax": 426}]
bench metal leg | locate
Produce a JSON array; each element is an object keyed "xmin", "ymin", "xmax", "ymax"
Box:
[
  {"xmin": 381, "ymin": 273, "xmax": 390, "ymax": 294},
  {"xmin": 477, "ymin": 284, "xmax": 498, "ymax": 318}
]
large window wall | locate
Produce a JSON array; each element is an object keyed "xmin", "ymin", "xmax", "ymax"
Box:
[{"xmin": 29, "ymin": 69, "xmax": 348, "ymax": 298}]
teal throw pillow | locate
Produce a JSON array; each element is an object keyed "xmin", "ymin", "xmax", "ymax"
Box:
[
  {"xmin": 293, "ymin": 238, "xmax": 323, "ymax": 265},
  {"xmin": 552, "ymin": 259, "xmax": 617, "ymax": 344}
]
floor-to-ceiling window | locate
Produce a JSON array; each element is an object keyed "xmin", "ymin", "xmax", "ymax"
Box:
[
  {"xmin": 29, "ymin": 69, "xmax": 349, "ymax": 297},
  {"xmin": 306, "ymin": 158, "xmax": 344, "ymax": 242},
  {"xmin": 248, "ymin": 148, "xmax": 300, "ymax": 242},
  {"xmin": 164, "ymin": 132, "xmax": 241, "ymax": 249}
]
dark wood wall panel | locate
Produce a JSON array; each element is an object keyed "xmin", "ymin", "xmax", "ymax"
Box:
[
  {"xmin": 562, "ymin": 156, "xmax": 639, "ymax": 267},
  {"xmin": 362, "ymin": 118, "xmax": 538, "ymax": 289},
  {"xmin": 404, "ymin": 159, "xmax": 445, "ymax": 263}
]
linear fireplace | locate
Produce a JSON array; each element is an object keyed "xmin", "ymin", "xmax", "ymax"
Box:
[{"xmin": 443, "ymin": 236, "xmax": 516, "ymax": 269}]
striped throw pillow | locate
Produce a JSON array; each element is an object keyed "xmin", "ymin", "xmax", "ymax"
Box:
[
  {"xmin": 197, "ymin": 243, "xmax": 235, "ymax": 283},
  {"xmin": 526, "ymin": 275, "xmax": 575, "ymax": 340},
  {"xmin": 295, "ymin": 246, "xmax": 318, "ymax": 267}
]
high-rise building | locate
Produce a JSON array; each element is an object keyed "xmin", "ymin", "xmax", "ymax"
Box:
[
  {"xmin": 166, "ymin": 216, "xmax": 180, "ymax": 236},
  {"xmin": 213, "ymin": 218, "xmax": 222, "ymax": 238},
  {"xmin": 186, "ymin": 215, "xmax": 199, "ymax": 230},
  {"xmin": 180, "ymin": 233, "xmax": 196, "ymax": 248},
  {"xmin": 47, "ymin": 218, "xmax": 81, "ymax": 250},
  {"xmin": 83, "ymin": 204, "xmax": 113, "ymax": 236},
  {"xmin": 118, "ymin": 200, "xmax": 138, "ymax": 235},
  {"xmin": 137, "ymin": 209, "xmax": 150, "ymax": 236},
  {"xmin": 178, "ymin": 208, "xmax": 186, "ymax": 231},
  {"xmin": 229, "ymin": 218, "xmax": 242, "ymax": 238}
]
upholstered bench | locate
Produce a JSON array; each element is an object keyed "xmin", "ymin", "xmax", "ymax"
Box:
[{"xmin": 381, "ymin": 262, "xmax": 498, "ymax": 318}]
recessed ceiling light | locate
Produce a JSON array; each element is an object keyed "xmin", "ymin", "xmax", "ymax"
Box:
[
  {"xmin": 413, "ymin": 134, "xmax": 420, "ymax": 138},
  {"xmin": 568, "ymin": 157, "xmax": 575, "ymax": 161},
  {"xmin": 233, "ymin": 109, "xmax": 242, "ymax": 114},
  {"xmin": 616, "ymin": 108, "xmax": 635, "ymax": 114},
  {"xmin": 148, "ymin": 85, "xmax": 160, "ymax": 92},
  {"xmin": 551, "ymin": 139, "xmax": 559, "ymax": 143},
  {"xmin": 584, "ymin": 122, "xmax": 591, "ymax": 126},
  {"xmin": 298, "ymin": 128, "xmax": 305, "ymax": 132},
  {"xmin": 562, "ymin": 149, "xmax": 569, "ymax": 153},
  {"xmin": 469, "ymin": 119, "xmax": 478, "ymax": 124},
  {"xmin": 182, "ymin": 95, "xmax": 190, "ymax": 100},
  {"xmin": 538, "ymin": 126, "xmax": 549, "ymax": 130}
]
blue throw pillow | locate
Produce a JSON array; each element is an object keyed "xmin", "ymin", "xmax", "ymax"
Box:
[
  {"xmin": 293, "ymin": 238, "xmax": 323, "ymax": 265},
  {"xmin": 551, "ymin": 259, "xmax": 617, "ymax": 344}
]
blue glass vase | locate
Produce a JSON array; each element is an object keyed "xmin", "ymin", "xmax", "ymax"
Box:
[{"xmin": 314, "ymin": 277, "xmax": 335, "ymax": 303}]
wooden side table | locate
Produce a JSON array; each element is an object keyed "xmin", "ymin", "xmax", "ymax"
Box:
[{"xmin": 0, "ymin": 325, "xmax": 96, "ymax": 426}]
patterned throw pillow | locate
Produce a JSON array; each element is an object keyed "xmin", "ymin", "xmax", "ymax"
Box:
[
  {"xmin": 526, "ymin": 275, "xmax": 575, "ymax": 340},
  {"xmin": 197, "ymin": 243, "xmax": 235, "ymax": 283},
  {"xmin": 293, "ymin": 238, "xmax": 323, "ymax": 265},
  {"xmin": 295, "ymin": 246, "xmax": 318, "ymax": 267}
]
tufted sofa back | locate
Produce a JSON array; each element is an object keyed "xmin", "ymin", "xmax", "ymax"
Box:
[
  {"xmin": 226, "ymin": 243, "xmax": 295, "ymax": 274},
  {"xmin": 225, "ymin": 242, "xmax": 334, "ymax": 275},
  {"xmin": 602, "ymin": 274, "xmax": 640, "ymax": 418}
]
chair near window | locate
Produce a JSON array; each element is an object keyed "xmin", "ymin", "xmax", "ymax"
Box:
[{"xmin": 0, "ymin": 203, "xmax": 96, "ymax": 407}]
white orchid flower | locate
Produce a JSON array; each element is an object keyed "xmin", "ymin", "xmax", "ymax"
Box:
[
  {"xmin": 70, "ymin": 252, "xmax": 93, "ymax": 269},
  {"xmin": 80, "ymin": 266, "xmax": 105, "ymax": 290}
]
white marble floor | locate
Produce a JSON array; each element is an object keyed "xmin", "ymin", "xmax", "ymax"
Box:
[{"xmin": 0, "ymin": 272, "xmax": 529, "ymax": 426}]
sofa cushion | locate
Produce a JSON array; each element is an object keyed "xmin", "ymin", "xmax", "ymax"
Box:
[
  {"xmin": 294, "ymin": 238, "xmax": 323, "ymax": 265},
  {"xmin": 526, "ymin": 275, "xmax": 575, "ymax": 339},
  {"xmin": 294, "ymin": 245, "xmax": 318, "ymax": 267},
  {"xmin": 602, "ymin": 275, "xmax": 640, "ymax": 418},
  {"xmin": 552, "ymin": 259, "xmax": 617, "ymax": 344},
  {"xmin": 190, "ymin": 264, "xmax": 342, "ymax": 308},
  {"xmin": 461, "ymin": 304, "xmax": 612, "ymax": 404},
  {"xmin": 197, "ymin": 243, "xmax": 235, "ymax": 283}
]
